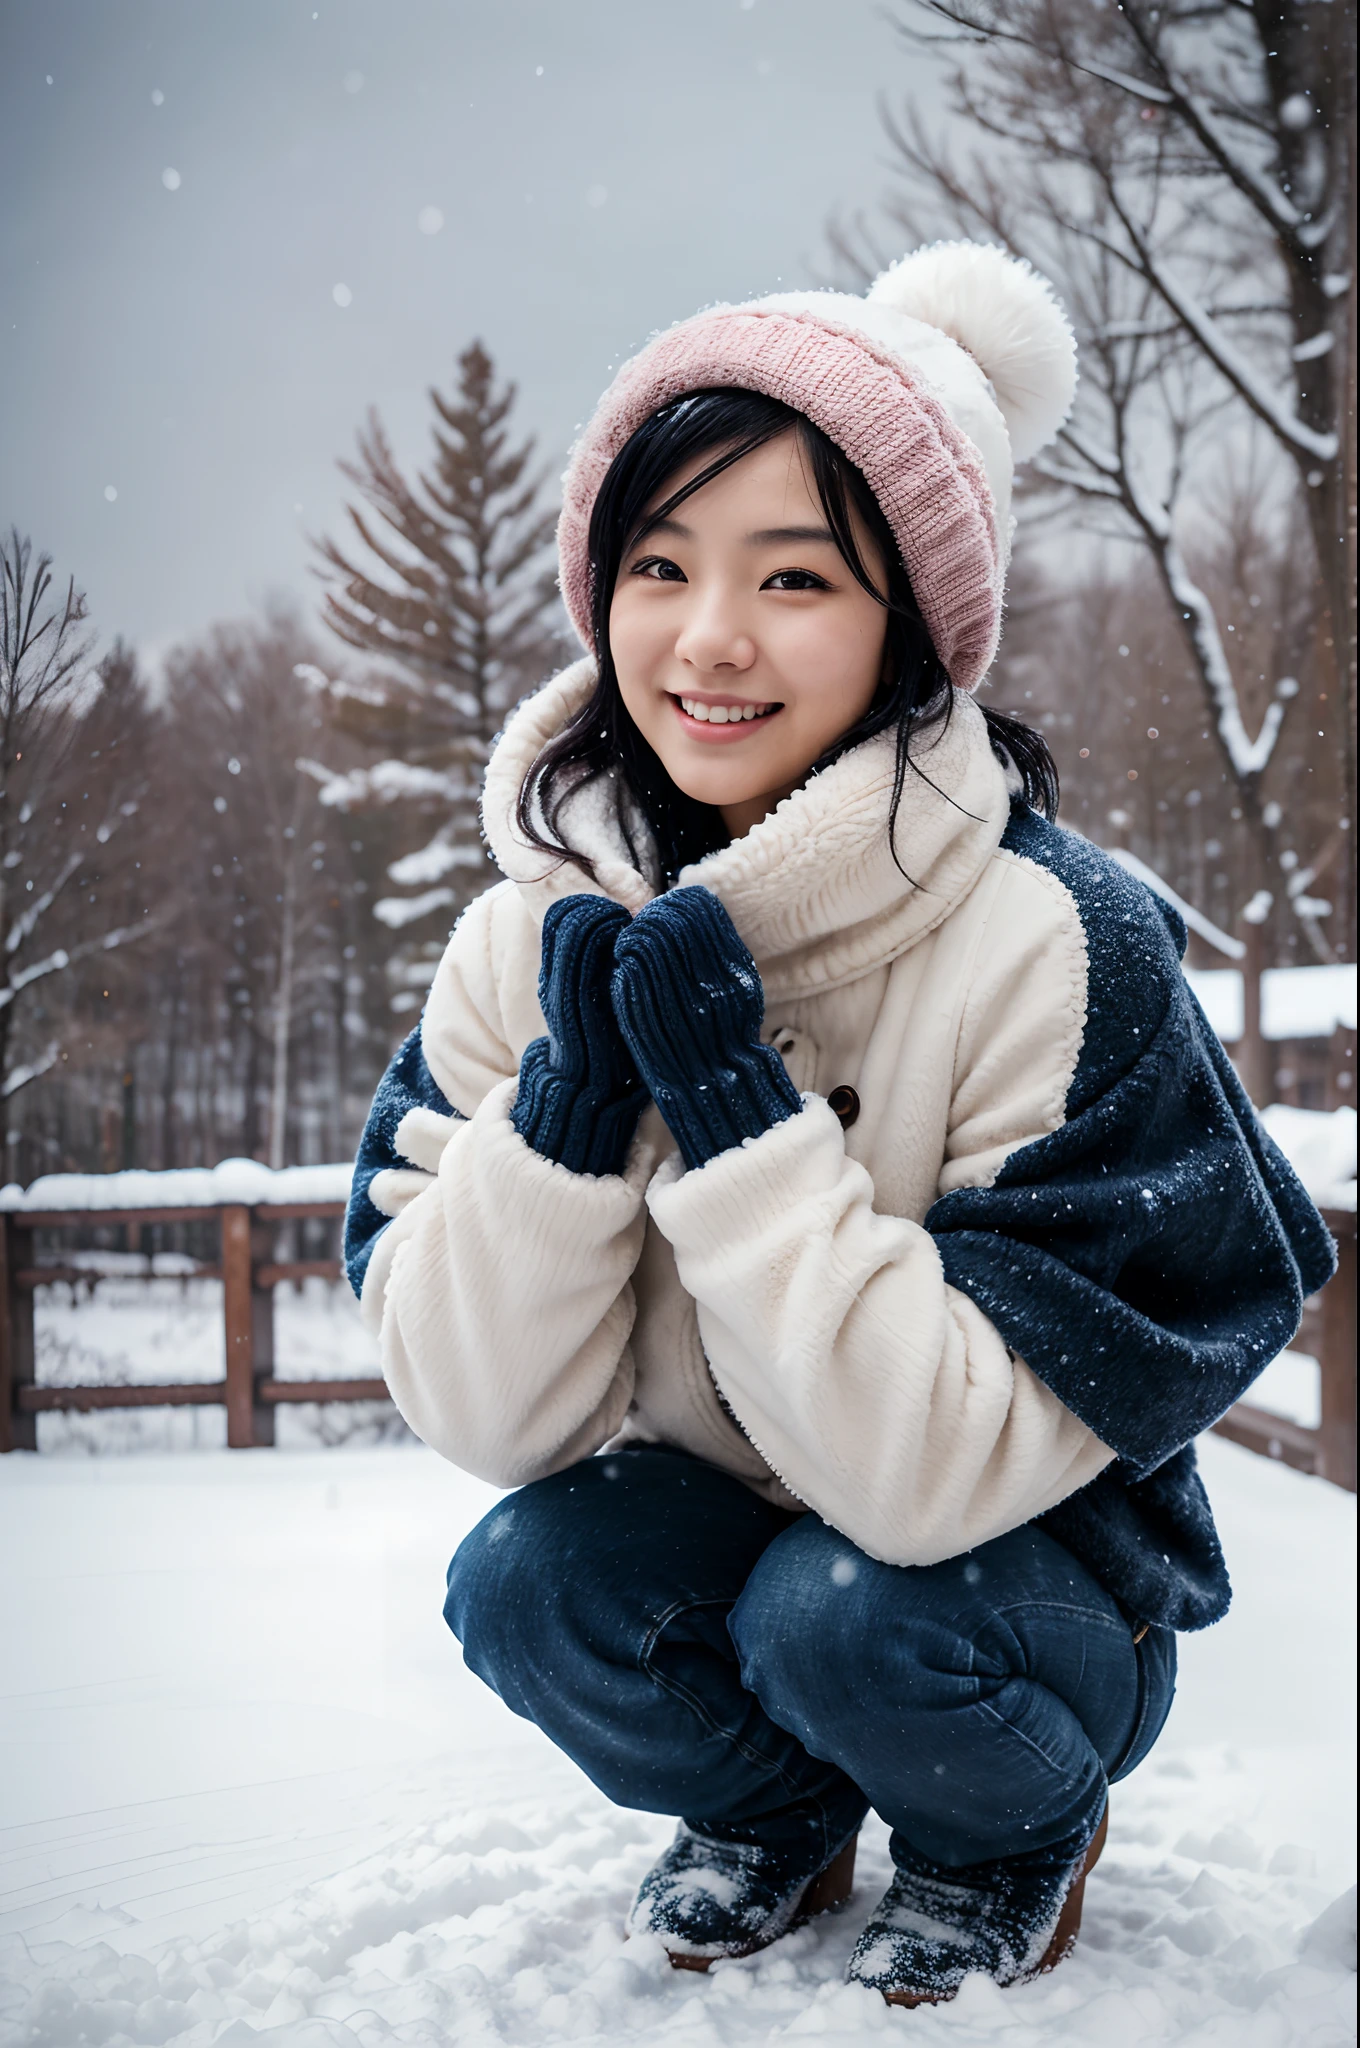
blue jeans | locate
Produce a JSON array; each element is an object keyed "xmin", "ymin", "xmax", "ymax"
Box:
[{"xmin": 445, "ymin": 1444, "xmax": 1176, "ymax": 1872}]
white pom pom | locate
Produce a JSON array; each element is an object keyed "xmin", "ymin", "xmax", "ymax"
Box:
[{"xmin": 866, "ymin": 241, "xmax": 1077, "ymax": 461}]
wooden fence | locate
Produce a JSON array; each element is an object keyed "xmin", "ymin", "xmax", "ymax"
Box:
[
  {"xmin": 1211, "ymin": 1207, "xmax": 1356, "ymax": 1491},
  {"xmin": 0, "ymin": 1197, "xmax": 1354, "ymax": 1489},
  {"xmin": 0, "ymin": 1198, "xmax": 381, "ymax": 1452}
]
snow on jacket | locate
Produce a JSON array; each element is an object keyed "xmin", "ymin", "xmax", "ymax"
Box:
[{"xmin": 347, "ymin": 659, "xmax": 1334, "ymax": 1631}]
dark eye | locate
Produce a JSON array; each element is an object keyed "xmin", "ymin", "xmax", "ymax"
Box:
[
  {"xmin": 763, "ymin": 568, "xmax": 830, "ymax": 592},
  {"xmin": 632, "ymin": 555, "xmax": 686, "ymax": 582}
]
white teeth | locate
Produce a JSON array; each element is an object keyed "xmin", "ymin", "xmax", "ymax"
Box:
[{"xmin": 679, "ymin": 698, "xmax": 772, "ymax": 724}]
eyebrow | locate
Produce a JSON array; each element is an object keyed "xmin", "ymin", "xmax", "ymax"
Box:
[
  {"xmin": 747, "ymin": 524, "xmax": 837, "ymax": 546},
  {"xmin": 640, "ymin": 517, "xmax": 838, "ymax": 547}
]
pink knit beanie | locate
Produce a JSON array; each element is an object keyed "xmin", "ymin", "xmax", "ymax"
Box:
[{"xmin": 557, "ymin": 243, "xmax": 1077, "ymax": 694}]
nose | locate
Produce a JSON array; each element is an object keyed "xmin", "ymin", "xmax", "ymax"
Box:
[{"xmin": 672, "ymin": 584, "xmax": 757, "ymax": 675}]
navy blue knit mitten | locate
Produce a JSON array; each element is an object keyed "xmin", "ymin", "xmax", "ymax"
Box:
[
  {"xmin": 511, "ymin": 894, "xmax": 647, "ymax": 1177},
  {"xmin": 611, "ymin": 886, "xmax": 802, "ymax": 1170}
]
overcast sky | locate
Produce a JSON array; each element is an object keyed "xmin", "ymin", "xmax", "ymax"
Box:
[{"xmin": 3, "ymin": 0, "xmax": 930, "ymax": 664}]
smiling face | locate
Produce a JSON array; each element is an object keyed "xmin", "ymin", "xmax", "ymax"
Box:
[{"xmin": 608, "ymin": 430, "xmax": 891, "ymax": 840}]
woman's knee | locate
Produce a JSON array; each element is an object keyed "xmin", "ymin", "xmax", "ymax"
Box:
[
  {"xmin": 733, "ymin": 1516, "xmax": 1150, "ymax": 1786},
  {"xmin": 444, "ymin": 1483, "xmax": 551, "ymax": 1665},
  {"xmin": 445, "ymin": 1449, "xmax": 660, "ymax": 1655},
  {"xmin": 446, "ymin": 1445, "xmax": 786, "ymax": 1695},
  {"xmin": 728, "ymin": 1514, "xmax": 894, "ymax": 1712},
  {"xmin": 444, "ymin": 1460, "xmax": 636, "ymax": 1718},
  {"xmin": 729, "ymin": 1518, "xmax": 1055, "ymax": 1717}
]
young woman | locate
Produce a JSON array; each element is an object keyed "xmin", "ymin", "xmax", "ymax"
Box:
[{"xmin": 345, "ymin": 243, "xmax": 1332, "ymax": 2007}]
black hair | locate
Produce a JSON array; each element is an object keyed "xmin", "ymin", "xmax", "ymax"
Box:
[{"xmin": 516, "ymin": 388, "xmax": 1057, "ymax": 885}]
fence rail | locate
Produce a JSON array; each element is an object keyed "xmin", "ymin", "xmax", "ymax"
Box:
[{"xmin": 0, "ymin": 1196, "xmax": 1354, "ymax": 1488}]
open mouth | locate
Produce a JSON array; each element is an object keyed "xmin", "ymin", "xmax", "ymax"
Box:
[{"xmin": 672, "ymin": 695, "xmax": 782, "ymax": 727}]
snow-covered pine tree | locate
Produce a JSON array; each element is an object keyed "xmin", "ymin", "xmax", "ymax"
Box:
[{"xmin": 312, "ymin": 342, "xmax": 563, "ymax": 1014}]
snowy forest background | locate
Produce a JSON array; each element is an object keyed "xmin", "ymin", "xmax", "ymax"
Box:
[{"xmin": 4, "ymin": 0, "xmax": 1355, "ymax": 1187}]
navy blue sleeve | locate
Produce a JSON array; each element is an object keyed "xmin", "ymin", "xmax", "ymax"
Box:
[
  {"xmin": 925, "ymin": 808, "xmax": 1336, "ymax": 1482},
  {"xmin": 344, "ymin": 1026, "xmax": 460, "ymax": 1299}
]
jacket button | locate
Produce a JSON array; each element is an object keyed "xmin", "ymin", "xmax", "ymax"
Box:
[{"xmin": 827, "ymin": 1084, "xmax": 860, "ymax": 1130}]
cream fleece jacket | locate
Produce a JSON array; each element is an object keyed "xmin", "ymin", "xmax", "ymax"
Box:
[{"xmin": 362, "ymin": 660, "xmax": 1114, "ymax": 1566}]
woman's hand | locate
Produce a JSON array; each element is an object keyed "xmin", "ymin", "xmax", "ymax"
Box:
[
  {"xmin": 611, "ymin": 885, "xmax": 802, "ymax": 1170},
  {"xmin": 511, "ymin": 893, "xmax": 648, "ymax": 1176}
]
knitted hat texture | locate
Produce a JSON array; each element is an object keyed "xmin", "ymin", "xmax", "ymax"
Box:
[{"xmin": 557, "ymin": 242, "xmax": 1076, "ymax": 694}]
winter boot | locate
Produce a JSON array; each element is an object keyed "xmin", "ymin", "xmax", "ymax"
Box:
[
  {"xmin": 627, "ymin": 1822, "xmax": 859, "ymax": 1970},
  {"xmin": 847, "ymin": 1801, "xmax": 1108, "ymax": 2007}
]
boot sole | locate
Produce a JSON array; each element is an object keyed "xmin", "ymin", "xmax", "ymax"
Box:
[
  {"xmin": 667, "ymin": 1835, "xmax": 859, "ymax": 1972},
  {"xmin": 881, "ymin": 1800, "xmax": 1110, "ymax": 2009}
]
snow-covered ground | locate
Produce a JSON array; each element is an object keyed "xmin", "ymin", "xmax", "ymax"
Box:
[{"xmin": 1, "ymin": 1433, "xmax": 1354, "ymax": 2047}]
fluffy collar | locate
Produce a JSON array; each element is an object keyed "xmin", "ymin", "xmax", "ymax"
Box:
[{"xmin": 479, "ymin": 658, "xmax": 1010, "ymax": 1002}]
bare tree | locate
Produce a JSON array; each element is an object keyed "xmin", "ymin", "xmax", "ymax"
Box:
[
  {"xmin": 882, "ymin": 0, "xmax": 1354, "ymax": 824},
  {"xmin": 0, "ymin": 533, "xmax": 154, "ymax": 1121},
  {"xmin": 997, "ymin": 477, "xmax": 1339, "ymax": 919},
  {"xmin": 840, "ymin": 0, "xmax": 1354, "ymax": 1025},
  {"xmin": 2, "ymin": 569, "xmax": 402, "ymax": 1183}
]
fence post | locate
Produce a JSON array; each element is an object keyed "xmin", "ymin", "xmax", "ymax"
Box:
[
  {"xmin": 221, "ymin": 1205, "xmax": 275, "ymax": 1447},
  {"xmin": 1318, "ymin": 1209, "xmax": 1356, "ymax": 1492},
  {"xmin": 0, "ymin": 1217, "xmax": 37, "ymax": 1452}
]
